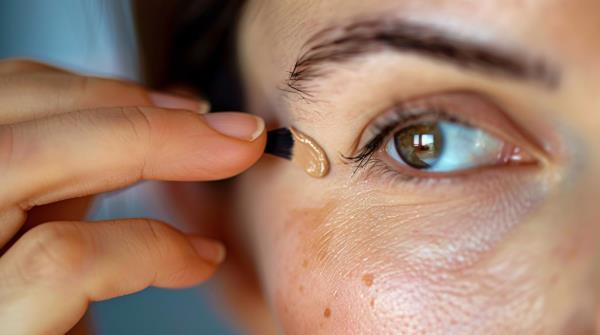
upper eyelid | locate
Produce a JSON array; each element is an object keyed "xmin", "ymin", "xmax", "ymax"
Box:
[{"xmin": 349, "ymin": 91, "xmax": 476, "ymax": 155}]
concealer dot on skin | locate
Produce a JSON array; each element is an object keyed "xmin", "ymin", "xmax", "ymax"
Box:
[{"xmin": 291, "ymin": 127, "xmax": 330, "ymax": 178}]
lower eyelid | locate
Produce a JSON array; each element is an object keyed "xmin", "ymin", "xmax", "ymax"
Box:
[
  {"xmin": 353, "ymin": 152, "xmax": 542, "ymax": 187},
  {"xmin": 358, "ymin": 91, "xmax": 534, "ymax": 147}
]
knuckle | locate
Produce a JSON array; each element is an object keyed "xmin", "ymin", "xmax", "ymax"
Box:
[
  {"xmin": 114, "ymin": 107, "xmax": 154, "ymax": 177},
  {"xmin": 117, "ymin": 107, "xmax": 153, "ymax": 146},
  {"xmin": 137, "ymin": 218, "xmax": 169, "ymax": 242},
  {"xmin": 16, "ymin": 222, "xmax": 88, "ymax": 283},
  {"xmin": 132, "ymin": 219, "xmax": 178, "ymax": 258}
]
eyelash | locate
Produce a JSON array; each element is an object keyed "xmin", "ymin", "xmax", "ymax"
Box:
[{"xmin": 343, "ymin": 104, "xmax": 467, "ymax": 182}]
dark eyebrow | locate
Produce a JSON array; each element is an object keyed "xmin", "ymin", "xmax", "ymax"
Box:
[{"xmin": 284, "ymin": 19, "xmax": 560, "ymax": 98}]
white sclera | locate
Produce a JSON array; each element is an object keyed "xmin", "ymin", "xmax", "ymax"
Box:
[{"xmin": 386, "ymin": 122, "xmax": 505, "ymax": 172}]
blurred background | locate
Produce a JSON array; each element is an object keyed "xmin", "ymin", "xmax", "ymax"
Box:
[{"xmin": 0, "ymin": 0, "xmax": 241, "ymax": 334}]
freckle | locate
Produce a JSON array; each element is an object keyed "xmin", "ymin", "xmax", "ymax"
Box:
[
  {"xmin": 302, "ymin": 260, "xmax": 309, "ymax": 268},
  {"xmin": 362, "ymin": 274, "xmax": 374, "ymax": 287},
  {"xmin": 299, "ymin": 285, "xmax": 304, "ymax": 292},
  {"xmin": 324, "ymin": 308, "xmax": 331, "ymax": 318},
  {"xmin": 369, "ymin": 298, "xmax": 375, "ymax": 307}
]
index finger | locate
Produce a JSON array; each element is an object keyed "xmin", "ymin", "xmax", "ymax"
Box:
[{"xmin": 0, "ymin": 107, "xmax": 266, "ymax": 211}]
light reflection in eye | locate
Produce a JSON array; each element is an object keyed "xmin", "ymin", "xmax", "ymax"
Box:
[{"xmin": 386, "ymin": 121, "xmax": 513, "ymax": 172}]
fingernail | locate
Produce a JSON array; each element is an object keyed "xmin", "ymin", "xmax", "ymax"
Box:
[
  {"xmin": 203, "ymin": 112, "xmax": 265, "ymax": 142},
  {"xmin": 188, "ymin": 236, "xmax": 226, "ymax": 264},
  {"xmin": 149, "ymin": 92, "xmax": 210, "ymax": 114}
]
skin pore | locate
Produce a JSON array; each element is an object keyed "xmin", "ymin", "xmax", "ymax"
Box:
[{"xmin": 227, "ymin": 0, "xmax": 600, "ymax": 334}]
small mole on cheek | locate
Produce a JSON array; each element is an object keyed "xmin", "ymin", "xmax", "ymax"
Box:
[
  {"xmin": 362, "ymin": 274, "xmax": 374, "ymax": 287},
  {"xmin": 299, "ymin": 285, "xmax": 304, "ymax": 293},
  {"xmin": 302, "ymin": 259, "xmax": 309, "ymax": 268},
  {"xmin": 369, "ymin": 298, "xmax": 375, "ymax": 308},
  {"xmin": 324, "ymin": 308, "xmax": 331, "ymax": 318}
]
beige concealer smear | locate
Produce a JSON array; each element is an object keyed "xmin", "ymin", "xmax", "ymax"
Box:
[{"xmin": 290, "ymin": 127, "xmax": 330, "ymax": 178}]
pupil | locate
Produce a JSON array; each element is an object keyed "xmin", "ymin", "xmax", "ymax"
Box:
[{"xmin": 393, "ymin": 123, "xmax": 443, "ymax": 169}]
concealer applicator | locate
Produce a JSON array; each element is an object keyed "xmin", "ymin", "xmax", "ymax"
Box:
[{"xmin": 265, "ymin": 128, "xmax": 330, "ymax": 178}]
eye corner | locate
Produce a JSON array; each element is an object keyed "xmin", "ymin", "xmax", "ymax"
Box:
[{"xmin": 339, "ymin": 149, "xmax": 376, "ymax": 173}]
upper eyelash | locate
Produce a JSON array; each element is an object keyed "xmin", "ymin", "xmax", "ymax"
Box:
[
  {"xmin": 342, "ymin": 105, "xmax": 461, "ymax": 175},
  {"xmin": 342, "ymin": 122, "xmax": 394, "ymax": 174},
  {"xmin": 341, "ymin": 123, "xmax": 393, "ymax": 175}
]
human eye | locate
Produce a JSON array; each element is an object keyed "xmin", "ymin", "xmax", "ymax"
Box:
[{"xmin": 346, "ymin": 91, "xmax": 542, "ymax": 181}]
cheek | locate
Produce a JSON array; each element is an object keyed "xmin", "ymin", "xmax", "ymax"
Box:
[
  {"xmin": 267, "ymin": 194, "xmax": 549, "ymax": 334},
  {"xmin": 236, "ymin": 157, "xmax": 596, "ymax": 334}
]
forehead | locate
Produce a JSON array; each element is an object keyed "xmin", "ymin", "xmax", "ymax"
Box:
[{"xmin": 246, "ymin": 0, "xmax": 600, "ymax": 69}]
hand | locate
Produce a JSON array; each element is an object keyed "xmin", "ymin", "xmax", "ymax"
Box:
[{"xmin": 0, "ymin": 59, "xmax": 266, "ymax": 334}]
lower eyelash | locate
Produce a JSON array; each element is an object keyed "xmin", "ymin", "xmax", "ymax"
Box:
[{"xmin": 347, "ymin": 155, "xmax": 452, "ymax": 188}]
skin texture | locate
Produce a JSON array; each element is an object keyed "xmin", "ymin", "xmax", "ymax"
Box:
[{"xmin": 229, "ymin": 0, "xmax": 600, "ymax": 334}]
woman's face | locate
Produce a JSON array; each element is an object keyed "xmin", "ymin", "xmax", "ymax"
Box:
[{"xmin": 233, "ymin": 0, "xmax": 600, "ymax": 333}]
